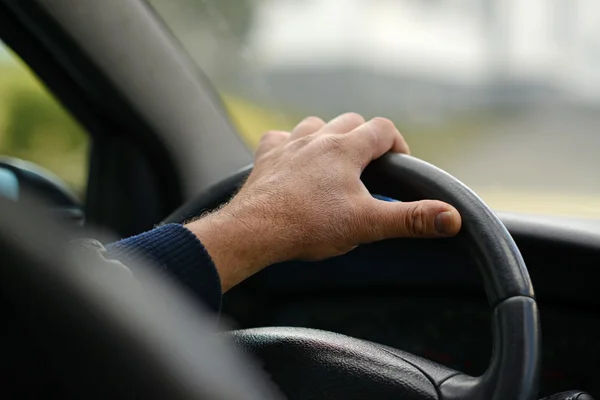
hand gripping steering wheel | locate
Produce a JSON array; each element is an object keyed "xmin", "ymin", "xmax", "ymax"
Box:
[
  {"xmin": 164, "ymin": 153, "xmax": 540, "ymax": 400},
  {"xmin": 2, "ymin": 154, "xmax": 539, "ymax": 400}
]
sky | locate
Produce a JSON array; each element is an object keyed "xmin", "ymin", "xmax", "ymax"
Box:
[{"xmin": 248, "ymin": 0, "xmax": 600, "ymax": 96}]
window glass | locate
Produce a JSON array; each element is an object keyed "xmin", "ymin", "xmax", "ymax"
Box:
[
  {"xmin": 0, "ymin": 41, "xmax": 89, "ymax": 199},
  {"xmin": 147, "ymin": 0, "xmax": 600, "ymax": 218}
]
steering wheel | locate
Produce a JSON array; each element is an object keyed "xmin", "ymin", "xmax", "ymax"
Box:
[
  {"xmin": 1, "ymin": 153, "xmax": 539, "ymax": 400},
  {"xmin": 165, "ymin": 153, "xmax": 540, "ymax": 400}
]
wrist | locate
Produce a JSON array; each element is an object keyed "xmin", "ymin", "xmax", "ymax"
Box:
[{"xmin": 185, "ymin": 206, "xmax": 280, "ymax": 292}]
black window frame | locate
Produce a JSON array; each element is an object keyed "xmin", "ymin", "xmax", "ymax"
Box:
[{"xmin": 0, "ymin": 0, "xmax": 187, "ymax": 238}]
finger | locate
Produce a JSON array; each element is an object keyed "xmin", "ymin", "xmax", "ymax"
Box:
[
  {"xmin": 356, "ymin": 199, "xmax": 461, "ymax": 241},
  {"xmin": 345, "ymin": 117, "xmax": 410, "ymax": 169},
  {"xmin": 322, "ymin": 112, "xmax": 366, "ymax": 134},
  {"xmin": 290, "ymin": 116, "xmax": 326, "ymax": 139},
  {"xmin": 255, "ymin": 130, "xmax": 290, "ymax": 158}
]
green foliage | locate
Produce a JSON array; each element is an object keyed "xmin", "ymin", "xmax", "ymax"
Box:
[
  {"xmin": 4, "ymin": 89, "xmax": 85, "ymax": 151},
  {"xmin": 0, "ymin": 61, "xmax": 89, "ymax": 196}
]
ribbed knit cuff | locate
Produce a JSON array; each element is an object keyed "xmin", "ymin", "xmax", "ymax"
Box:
[{"xmin": 106, "ymin": 224, "xmax": 222, "ymax": 313}]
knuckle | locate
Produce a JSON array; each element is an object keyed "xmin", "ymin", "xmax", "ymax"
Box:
[
  {"xmin": 297, "ymin": 134, "xmax": 314, "ymax": 146},
  {"xmin": 262, "ymin": 130, "xmax": 288, "ymax": 141},
  {"xmin": 360, "ymin": 125, "xmax": 379, "ymax": 148},
  {"xmin": 369, "ymin": 117, "xmax": 395, "ymax": 131},
  {"xmin": 286, "ymin": 134, "xmax": 313, "ymax": 150},
  {"xmin": 405, "ymin": 203, "xmax": 430, "ymax": 236},
  {"xmin": 341, "ymin": 112, "xmax": 366, "ymax": 125},
  {"xmin": 320, "ymin": 134, "xmax": 347, "ymax": 153},
  {"xmin": 301, "ymin": 116, "xmax": 324, "ymax": 125}
]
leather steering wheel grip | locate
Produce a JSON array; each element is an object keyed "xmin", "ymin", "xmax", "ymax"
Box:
[{"xmin": 165, "ymin": 153, "xmax": 541, "ymax": 400}]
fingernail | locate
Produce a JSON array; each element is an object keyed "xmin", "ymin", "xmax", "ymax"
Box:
[{"xmin": 434, "ymin": 211, "xmax": 454, "ymax": 235}]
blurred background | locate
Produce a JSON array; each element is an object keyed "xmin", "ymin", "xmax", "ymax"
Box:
[{"xmin": 1, "ymin": 0, "xmax": 599, "ymax": 217}]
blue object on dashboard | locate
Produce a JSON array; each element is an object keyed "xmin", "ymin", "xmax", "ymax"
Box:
[
  {"xmin": 372, "ymin": 194, "xmax": 400, "ymax": 202},
  {"xmin": 0, "ymin": 167, "xmax": 19, "ymax": 201}
]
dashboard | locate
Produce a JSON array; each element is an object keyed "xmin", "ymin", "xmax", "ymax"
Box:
[{"xmin": 223, "ymin": 213, "xmax": 600, "ymax": 398}]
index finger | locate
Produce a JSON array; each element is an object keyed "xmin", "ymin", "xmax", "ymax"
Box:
[{"xmin": 345, "ymin": 117, "xmax": 410, "ymax": 169}]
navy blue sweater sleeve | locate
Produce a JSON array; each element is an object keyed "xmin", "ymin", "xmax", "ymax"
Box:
[{"xmin": 105, "ymin": 224, "xmax": 222, "ymax": 313}]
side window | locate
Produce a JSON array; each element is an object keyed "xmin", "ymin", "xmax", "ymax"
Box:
[
  {"xmin": 146, "ymin": 0, "xmax": 297, "ymax": 149},
  {"xmin": 0, "ymin": 40, "xmax": 89, "ymax": 199}
]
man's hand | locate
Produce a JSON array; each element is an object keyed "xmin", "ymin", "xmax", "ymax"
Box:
[{"xmin": 186, "ymin": 113, "xmax": 461, "ymax": 292}]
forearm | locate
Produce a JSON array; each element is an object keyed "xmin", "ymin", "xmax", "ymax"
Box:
[
  {"xmin": 105, "ymin": 224, "xmax": 222, "ymax": 312},
  {"xmin": 184, "ymin": 204, "xmax": 285, "ymax": 293}
]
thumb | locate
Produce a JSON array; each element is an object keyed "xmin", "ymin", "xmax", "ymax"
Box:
[{"xmin": 360, "ymin": 199, "xmax": 462, "ymax": 241}]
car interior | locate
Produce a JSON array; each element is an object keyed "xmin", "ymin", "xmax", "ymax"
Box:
[{"xmin": 0, "ymin": 1, "xmax": 598, "ymax": 399}]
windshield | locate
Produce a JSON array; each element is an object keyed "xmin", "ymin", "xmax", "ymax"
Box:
[{"xmin": 147, "ymin": 0, "xmax": 600, "ymax": 219}]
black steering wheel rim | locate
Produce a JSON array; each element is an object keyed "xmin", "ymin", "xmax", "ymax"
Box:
[{"xmin": 165, "ymin": 153, "xmax": 541, "ymax": 400}]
